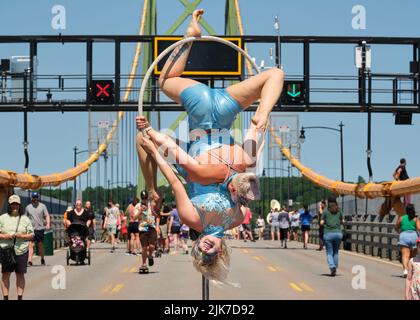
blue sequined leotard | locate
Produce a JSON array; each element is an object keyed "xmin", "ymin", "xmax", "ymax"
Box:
[{"xmin": 175, "ymin": 83, "xmax": 243, "ymax": 238}]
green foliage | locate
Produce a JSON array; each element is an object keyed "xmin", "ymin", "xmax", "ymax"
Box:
[
  {"xmin": 357, "ymin": 175, "xmax": 366, "ymax": 184},
  {"xmin": 248, "ymin": 176, "xmax": 334, "ymax": 220},
  {"xmin": 39, "ymin": 176, "xmax": 334, "ymax": 218}
]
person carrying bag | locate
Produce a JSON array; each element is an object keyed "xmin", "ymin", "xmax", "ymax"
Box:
[
  {"xmin": 0, "ymin": 195, "xmax": 34, "ymax": 300},
  {"xmin": 0, "ymin": 215, "xmax": 21, "ymax": 268}
]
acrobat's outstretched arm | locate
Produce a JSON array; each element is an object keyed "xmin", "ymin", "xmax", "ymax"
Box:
[
  {"xmin": 136, "ymin": 132, "xmax": 159, "ymax": 201},
  {"xmin": 240, "ymin": 122, "xmax": 265, "ymax": 170},
  {"xmin": 139, "ymin": 135, "xmax": 202, "ymax": 232},
  {"xmin": 136, "ymin": 116, "xmax": 230, "ymax": 184}
]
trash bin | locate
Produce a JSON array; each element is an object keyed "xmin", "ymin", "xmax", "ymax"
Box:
[{"xmin": 35, "ymin": 230, "xmax": 54, "ymax": 256}]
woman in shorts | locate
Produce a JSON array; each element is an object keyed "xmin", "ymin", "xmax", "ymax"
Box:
[
  {"xmin": 290, "ymin": 209, "xmax": 301, "ymax": 241},
  {"xmin": 0, "ymin": 195, "xmax": 34, "ymax": 300}
]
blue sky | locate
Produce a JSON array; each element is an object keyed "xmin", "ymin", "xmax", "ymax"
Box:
[{"xmin": 0, "ymin": 0, "xmax": 420, "ymax": 191}]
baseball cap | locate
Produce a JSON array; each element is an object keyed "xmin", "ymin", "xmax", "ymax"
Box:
[
  {"xmin": 8, "ymin": 194, "xmax": 21, "ymax": 205},
  {"xmin": 328, "ymin": 196, "xmax": 337, "ymax": 204},
  {"xmin": 31, "ymin": 192, "xmax": 39, "ymax": 198}
]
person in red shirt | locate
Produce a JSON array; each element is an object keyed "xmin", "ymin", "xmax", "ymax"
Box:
[{"xmin": 241, "ymin": 207, "xmax": 255, "ymax": 242}]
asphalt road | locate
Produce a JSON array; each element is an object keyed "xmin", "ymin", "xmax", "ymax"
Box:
[{"xmin": 6, "ymin": 239, "xmax": 405, "ymax": 300}]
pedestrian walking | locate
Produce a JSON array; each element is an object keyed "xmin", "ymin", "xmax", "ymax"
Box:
[
  {"xmin": 278, "ymin": 207, "xmax": 290, "ymax": 248},
  {"xmin": 317, "ymin": 200, "xmax": 326, "ymax": 251},
  {"xmin": 0, "ymin": 195, "xmax": 34, "ymax": 300},
  {"xmin": 241, "ymin": 207, "xmax": 255, "ymax": 242},
  {"xmin": 25, "ymin": 192, "xmax": 50, "ymax": 266},
  {"xmin": 290, "ymin": 209, "xmax": 300, "ymax": 241},
  {"xmin": 299, "ymin": 204, "xmax": 315, "ymax": 249},
  {"xmin": 256, "ymin": 214, "xmax": 265, "ymax": 240},
  {"xmin": 321, "ymin": 197, "xmax": 345, "ymax": 276},
  {"xmin": 126, "ymin": 197, "xmax": 140, "ymax": 255},
  {"xmin": 393, "ymin": 158, "xmax": 411, "ymax": 205},
  {"xmin": 395, "ymin": 204, "xmax": 420, "ymax": 278},
  {"xmin": 405, "ymin": 236, "xmax": 420, "ymax": 300},
  {"xmin": 103, "ymin": 200, "xmax": 119, "ymax": 253}
]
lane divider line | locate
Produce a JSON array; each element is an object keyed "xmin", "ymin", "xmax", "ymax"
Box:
[
  {"xmin": 122, "ymin": 267, "xmax": 129, "ymax": 273},
  {"xmin": 289, "ymin": 282, "xmax": 303, "ymax": 292},
  {"xmin": 267, "ymin": 266, "xmax": 277, "ymax": 272},
  {"xmin": 101, "ymin": 284, "xmax": 113, "ymax": 294},
  {"xmin": 299, "ymin": 282, "xmax": 314, "ymax": 292},
  {"xmin": 111, "ymin": 283, "xmax": 124, "ymax": 293},
  {"xmin": 253, "ymin": 256, "xmax": 262, "ymax": 261}
]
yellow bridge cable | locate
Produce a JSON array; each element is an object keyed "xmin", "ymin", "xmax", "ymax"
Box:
[
  {"xmin": 270, "ymin": 126, "xmax": 420, "ymax": 199},
  {"xmin": 0, "ymin": 0, "xmax": 149, "ymax": 189},
  {"xmin": 234, "ymin": 0, "xmax": 253, "ymax": 76}
]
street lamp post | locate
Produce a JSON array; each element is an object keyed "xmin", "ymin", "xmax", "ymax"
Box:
[
  {"xmin": 73, "ymin": 146, "xmax": 89, "ymax": 203},
  {"xmin": 273, "ymin": 15, "xmax": 281, "ymax": 68},
  {"xmin": 299, "ymin": 122, "xmax": 345, "ymax": 211},
  {"xmin": 288, "ymin": 162, "xmax": 291, "ymax": 208}
]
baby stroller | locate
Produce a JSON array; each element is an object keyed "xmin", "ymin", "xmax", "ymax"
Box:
[{"xmin": 66, "ymin": 222, "xmax": 91, "ymax": 265}]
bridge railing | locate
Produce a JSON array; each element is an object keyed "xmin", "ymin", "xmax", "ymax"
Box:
[
  {"xmin": 303, "ymin": 214, "xmax": 401, "ymax": 261},
  {"xmin": 256, "ymin": 214, "xmax": 401, "ymax": 261}
]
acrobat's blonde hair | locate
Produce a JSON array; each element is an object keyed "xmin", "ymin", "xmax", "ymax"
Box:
[
  {"xmin": 232, "ymin": 172, "xmax": 260, "ymax": 201},
  {"xmin": 191, "ymin": 238, "xmax": 231, "ymax": 282}
]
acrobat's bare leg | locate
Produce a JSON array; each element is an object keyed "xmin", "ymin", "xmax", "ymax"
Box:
[
  {"xmin": 226, "ymin": 68, "xmax": 285, "ymax": 130},
  {"xmin": 158, "ymin": 9, "xmax": 204, "ymax": 103},
  {"xmin": 136, "ymin": 116, "xmax": 228, "ymax": 184}
]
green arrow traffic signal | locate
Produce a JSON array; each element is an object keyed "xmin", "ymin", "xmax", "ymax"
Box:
[{"xmin": 287, "ymin": 84, "xmax": 301, "ymax": 98}]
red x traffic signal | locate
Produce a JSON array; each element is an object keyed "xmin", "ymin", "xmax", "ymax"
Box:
[{"xmin": 90, "ymin": 80, "xmax": 114, "ymax": 104}]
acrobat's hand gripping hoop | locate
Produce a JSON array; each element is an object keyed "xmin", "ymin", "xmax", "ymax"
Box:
[{"xmin": 137, "ymin": 35, "xmax": 261, "ymax": 116}]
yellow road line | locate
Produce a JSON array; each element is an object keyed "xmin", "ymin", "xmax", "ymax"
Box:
[
  {"xmin": 289, "ymin": 282, "xmax": 303, "ymax": 292},
  {"xmin": 253, "ymin": 256, "xmax": 261, "ymax": 261},
  {"xmin": 122, "ymin": 267, "xmax": 129, "ymax": 273},
  {"xmin": 130, "ymin": 267, "xmax": 137, "ymax": 273},
  {"xmin": 111, "ymin": 283, "xmax": 124, "ymax": 293},
  {"xmin": 299, "ymin": 282, "xmax": 314, "ymax": 292},
  {"xmin": 275, "ymin": 266, "xmax": 282, "ymax": 272},
  {"xmin": 101, "ymin": 284, "xmax": 113, "ymax": 294},
  {"xmin": 242, "ymin": 249, "xmax": 249, "ymax": 253},
  {"xmin": 267, "ymin": 266, "xmax": 277, "ymax": 272}
]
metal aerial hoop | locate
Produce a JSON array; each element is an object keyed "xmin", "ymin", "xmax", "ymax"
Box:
[{"xmin": 137, "ymin": 35, "xmax": 261, "ymax": 114}]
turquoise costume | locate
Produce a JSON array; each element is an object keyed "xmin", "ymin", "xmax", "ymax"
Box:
[
  {"xmin": 174, "ymin": 83, "xmax": 243, "ymax": 238},
  {"xmin": 179, "ymin": 83, "xmax": 242, "ymax": 131}
]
